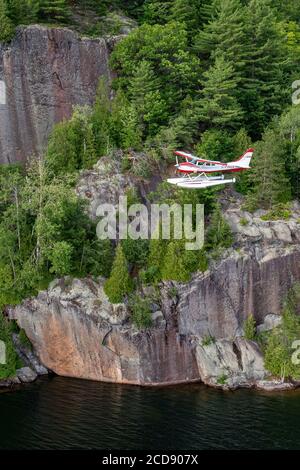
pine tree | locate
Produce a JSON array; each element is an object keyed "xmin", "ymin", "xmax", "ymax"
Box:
[
  {"xmin": 161, "ymin": 239, "xmax": 190, "ymax": 282},
  {"xmin": 279, "ymin": 106, "xmax": 300, "ymax": 199},
  {"xmin": 104, "ymin": 244, "xmax": 133, "ymax": 303},
  {"xmin": 129, "ymin": 61, "xmax": 168, "ymax": 136},
  {"xmin": 240, "ymin": 0, "xmax": 287, "ymax": 137},
  {"xmin": 143, "ymin": 0, "xmax": 173, "ymax": 25},
  {"xmin": 146, "ymin": 232, "xmax": 168, "ymax": 282},
  {"xmin": 91, "ymin": 78, "xmax": 111, "ymax": 157},
  {"xmin": 195, "ymin": 0, "xmax": 246, "ymax": 74},
  {"xmin": 46, "ymin": 119, "xmax": 79, "ymax": 175},
  {"xmin": 197, "ymin": 53, "xmax": 243, "ymax": 130},
  {"xmin": 38, "ymin": 0, "xmax": 69, "ymax": 23},
  {"xmin": 5, "ymin": 0, "xmax": 39, "ymax": 25},
  {"xmin": 206, "ymin": 204, "xmax": 233, "ymax": 250},
  {"xmin": 121, "ymin": 104, "xmax": 142, "ymax": 150},
  {"xmin": 171, "ymin": 0, "xmax": 209, "ymax": 39},
  {"xmin": 0, "ymin": 0, "xmax": 14, "ymax": 41},
  {"xmin": 82, "ymin": 122, "xmax": 97, "ymax": 169},
  {"xmin": 246, "ymin": 128, "xmax": 292, "ymax": 209}
]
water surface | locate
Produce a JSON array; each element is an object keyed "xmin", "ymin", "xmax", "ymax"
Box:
[{"xmin": 1, "ymin": 377, "xmax": 300, "ymax": 449}]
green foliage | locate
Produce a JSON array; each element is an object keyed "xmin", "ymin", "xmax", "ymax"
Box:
[
  {"xmin": 217, "ymin": 373, "xmax": 228, "ymax": 385},
  {"xmin": 128, "ymin": 293, "xmax": 153, "ymax": 328},
  {"xmin": 279, "ymin": 106, "xmax": 300, "ymax": 200},
  {"xmin": 202, "ymin": 334, "xmax": 215, "ymax": 346},
  {"xmin": 240, "ymin": 0, "xmax": 288, "ymax": 138},
  {"xmin": 264, "ymin": 284, "xmax": 300, "ymax": 380},
  {"xmin": 0, "ymin": 0, "xmax": 14, "ymax": 41},
  {"xmin": 38, "ymin": 0, "xmax": 70, "ymax": 23},
  {"xmin": 168, "ymin": 286, "xmax": 178, "ymax": 298},
  {"xmin": 239, "ymin": 217, "xmax": 249, "ymax": 226},
  {"xmin": 206, "ymin": 204, "xmax": 233, "ymax": 251},
  {"xmin": 0, "ymin": 313, "xmax": 18, "ymax": 379},
  {"xmin": 260, "ymin": 203, "xmax": 291, "ymax": 221},
  {"xmin": 142, "ymin": 0, "xmax": 173, "ymax": 25},
  {"xmin": 91, "ymin": 78, "xmax": 111, "ymax": 157},
  {"xmin": 121, "ymin": 238, "xmax": 149, "ymax": 268},
  {"xmin": 197, "ymin": 53, "xmax": 243, "ymax": 131},
  {"xmin": 104, "ymin": 244, "xmax": 133, "ymax": 303},
  {"xmin": 161, "ymin": 239, "xmax": 190, "ymax": 282},
  {"xmin": 6, "ymin": 0, "xmax": 39, "ymax": 25},
  {"xmin": 246, "ymin": 128, "xmax": 292, "ymax": 210},
  {"xmin": 1, "ymin": 0, "xmax": 300, "ymax": 346},
  {"xmin": 46, "ymin": 106, "xmax": 98, "ymax": 175},
  {"xmin": 111, "ymin": 21, "xmax": 200, "ymax": 138},
  {"xmin": 243, "ymin": 314, "xmax": 256, "ymax": 341},
  {"xmin": 49, "ymin": 241, "xmax": 73, "ymax": 276},
  {"xmin": 0, "ymin": 157, "xmax": 113, "ymax": 308},
  {"xmin": 18, "ymin": 328, "xmax": 32, "ymax": 350},
  {"xmin": 196, "ymin": 129, "xmax": 235, "ymax": 162}
]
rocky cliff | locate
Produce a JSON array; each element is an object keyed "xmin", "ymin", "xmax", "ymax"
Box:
[
  {"xmin": 0, "ymin": 25, "xmax": 117, "ymax": 164},
  {"xmin": 8, "ymin": 169, "xmax": 300, "ymax": 388}
]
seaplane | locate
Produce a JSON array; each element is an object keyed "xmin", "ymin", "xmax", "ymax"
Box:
[{"xmin": 167, "ymin": 148, "xmax": 254, "ymax": 189}]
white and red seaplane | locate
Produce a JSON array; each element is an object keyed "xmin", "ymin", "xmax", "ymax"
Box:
[{"xmin": 167, "ymin": 148, "xmax": 254, "ymax": 189}]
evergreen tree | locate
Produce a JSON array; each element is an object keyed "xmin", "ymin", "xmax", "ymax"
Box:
[
  {"xmin": 195, "ymin": 0, "xmax": 246, "ymax": 73},
  {"xmin": 121, "ymin": 104, "xmax": 143, "ymax": 150},
  {"xmin": 49, "ymin": 240, "xmax": 73, "ymax": 276},
  {"xmin": 240, "ymin": 0, "xmax": 287, "ymax": 137},
  {"xmin": 82, "ymin": 122, "xmax": 97, "ymax": 169},
  {"xmin": 129, "ymin": 60, "xmax": 168, "ymax": 136},
  {"xmin": 46, "ymin": 119, "xmax": 79, "ymax": 175},
  {"xmin": 145, "ymin": 230, "xmax": 168, "ymax": 281},
  {"xmin": 246, "ymin": 128, "xmax": 292, "ymax": 209},
  {"xmin": 196, "ymin": 129, "xmax": 236, "ymax": 162},
  {"xmin": 0, "ymin": 0, "xmax": 14, "ymax": 41},
  {"xmin": 206, "ymin": 204, "xmax": 233, "ymax": 250},
  {"xmin": 197, "ymin": 54, "xmax": 243, "ymax": 130},
  {"xmin": 104, "ymin": 244, "xmax": 133, "ymax": 303},
  {"xmin": 161, "ymin": 239, "xmax": 190, "ymax": 282},
  {"xmin": 111, "ymin": 21, "xmax": 200, "ymax": 125},
  {"xmin": 143, "ymin": 0, "xmax": 173, "ymax": 25},
  {"xmin": 279, "ymin": 106, "xmax": 300, "ymax": 199},
  {"xmin": 91, "ymin": 78, "xmax": 111, "ymax": 157},
  {"xmin": 5, "ymin": 0, "xmax": 39, "ymax": 25},
  {"xmin": 171, "ymin": 0, "xmax": 210, "ymax": 39},
  {"xmin": 38, "ymin": 0, "xmax": 69, "ymax": 23}
]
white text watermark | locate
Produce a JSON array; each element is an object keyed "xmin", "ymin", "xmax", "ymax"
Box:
[{"xmin": 96, "ymin": 197, "xmax": 204, "ymax": 251}]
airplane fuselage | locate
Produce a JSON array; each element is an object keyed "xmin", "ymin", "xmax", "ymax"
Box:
[{"xmin": 176, "ymin": 162, "xmax": 246, "ymax": 174}]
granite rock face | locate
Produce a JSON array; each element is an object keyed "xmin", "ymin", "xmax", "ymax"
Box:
[
  {"xmin": 8, "ymin": 277, "xmax": 199, "ymax": 385},
  {"xmin": 76, "ymin": 155, "xmax": 133, "ymax": 220},
  {"xmin": 0, "ymin": 25, "xmax": 117, "ymax": 163},
  {"xmin": 177, "ymin": 246, "xmax": 300, "ymax": 339}
]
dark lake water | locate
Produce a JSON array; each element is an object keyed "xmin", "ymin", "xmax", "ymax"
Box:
[{"xmin": 0, "ymin": 376, "xmax": 300, "ymax": 450}]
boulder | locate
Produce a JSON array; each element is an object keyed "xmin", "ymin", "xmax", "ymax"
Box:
[
  {"xmin": 195, "ymin": 337, "xmax": 267, "ymax": 389},
  {"xmin": 16, "ymin": 367, "xmax": 38, "ymax": 383},
  {"xmin": 257, "ymin": 313, "xmax": 282, "ymax": 333}
]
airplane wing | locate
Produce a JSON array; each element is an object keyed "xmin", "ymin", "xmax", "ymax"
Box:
[{"xmin": 174, "ymin": 150, "xmax": 224, "ymax": 165}]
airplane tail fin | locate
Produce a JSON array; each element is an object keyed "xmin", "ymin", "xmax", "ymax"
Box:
[{"xmin": 231, "ymin": 148, "xmax": 254, "ymax": 168}]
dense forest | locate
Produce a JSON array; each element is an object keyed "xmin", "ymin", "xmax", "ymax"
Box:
[{"xmin": 1, "ymin": 1, "xmax": 300, "ymax": 377}]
